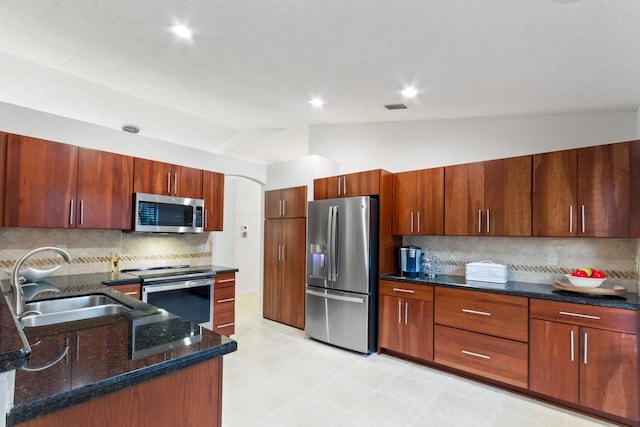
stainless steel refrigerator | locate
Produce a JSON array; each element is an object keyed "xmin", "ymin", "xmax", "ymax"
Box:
[{"xmin": 305, "ymin": 196, "xmax": 378, "ymax": 353}]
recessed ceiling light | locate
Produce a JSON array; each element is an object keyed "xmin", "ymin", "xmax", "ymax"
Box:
[
  {"xmin": 170, "ymin": 24, "xmax": 192, "ymax": 39},
  {"xmin": 310, "ymin": 98, "xmax": 324, "ymax": 107},
  {"xmin": 401, "ymin": 87, "xmax": 418, "ymax": 98}
]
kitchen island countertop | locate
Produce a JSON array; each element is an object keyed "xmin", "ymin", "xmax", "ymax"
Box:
[
  {"xmin": 1, "ymin": 267, "xmax": 237, "ymax": 426},
  {"xmin": 380, "ymin": 273, "xmax": 640, "ymax": 311}
]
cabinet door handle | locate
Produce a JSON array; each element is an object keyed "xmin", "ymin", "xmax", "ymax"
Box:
[
  {"xmin": 281, "ymin": 245, "xmax": 285, "ymax": 261},
  {"xmin": 581, "ymin": 205, "xmax": 585, "ymax": 234},
  {"xmin": 279, "ymin": 200, "xmax": 283, "ymax": 216},
  {"xmin": 76, "ymin": 334, "xmax": 81, "ymax": 361},
  {"xmin": 174, "ymin": 174, "xmax": 178, "ymax": 195},
  {"xmin": 462, "ymin": 350, "xmax": 491, "ymax": 360},
  {"xmin": 337, "ymin": 177, "xmax": 341, "ymax": 196},
  {"xmin": 559, "ymin": 311, "xmax": 600, "ymax": 320},
  {"xmin": 404, "ymin": 302, "xmax": 408, "ymax": 325},
  {"xmin": 167, "ymin": 172, "xmax": 171, "ymax": 194},
  {"xmin": 392, "ymin": 288, "xmax": 415, "ymax": 294},
  {"xmin": 80, "ymin": 200, "xmax": 84, "ymax": 225},
  {"xmin": 486, "ymin": 209, "xmax": 490, "ymax": 234},
  {"xmin": 282, "ymin": 200, "xmax": 286, "ymax": 216},
  {"xmin": 398, "ymin": 300, "xmax": 402, "ymax": 324},
  {"xmin": 217, "ymin": 322, "xmax": 235, "ymax": 329},
  {"xmin": 478, "ymin": 210, "xmax": 482, "ymax": 233},
  {"xmin": 124, "ymin": 291, "xmax": 138, "ymax": 296},
  {"xmin": 570, "ymin": 329, "xmax": 575, "ymax": 362},
  {"xmin": 462, "ymin": 308, "xmax": 491, "ymax": 316},
  {"xmin": 69, "ymin": 199, "xmax": 74, "ymax": 225},
  {"xmin": 216, "ymin": 278, "xmax": 235, "ymax": 284},
  {"xmin": 343, "ymin": 175, "xmax": 347, "ymax": 195},
  {"xmin": 569, "ymin": 205, "xmax": 573, "ymax": 234},
  {"xmin": 217, "ymin": 298, "xmax": 235, "ymax": 303},
  {"xmin": 417, "ymin": 212, "xmax": 421, "ymax": 233},
  {"xmin": 410, "ymin": 212, "xmax": 414, "ymax": 233},
  {"xmin": 584, "ymin": 332, "xmax": 588, "ymax": 365}
]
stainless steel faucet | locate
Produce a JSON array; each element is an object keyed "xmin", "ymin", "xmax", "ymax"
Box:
[{"xmin": 11, "ymin": 246, "xmax": 71, "ymax": 316}]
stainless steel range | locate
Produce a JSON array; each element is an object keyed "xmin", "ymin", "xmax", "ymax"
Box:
[{"xmin": 122, "ymin": 265, "xmax": 214, "ymax": 330}]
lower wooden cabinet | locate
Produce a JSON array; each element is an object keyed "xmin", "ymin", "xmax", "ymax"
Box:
[
  {"xmin": 213, "ymin": 273, "xmax": 236, "ymax": 336},
  {"xmin": 110, "ymin": 283, "xmax": 141, "ymax": 300},
  {"xmin": 378, "ymin": 280, "xmax": 433, "ymax": 361},
  {"xmin": 530, "ymin": 299, "xmax": 639, "ymax": 422}
]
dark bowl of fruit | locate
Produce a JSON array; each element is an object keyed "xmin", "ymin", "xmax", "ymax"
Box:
[{"xmin": 565, "ymin": 268, "xmax": 606, "ymax": 288}]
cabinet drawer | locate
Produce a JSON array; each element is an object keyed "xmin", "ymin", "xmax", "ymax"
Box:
[
  {"xmin": 530, "ymin": 299, "xmax": 638, "ymax": 334},
  {"xmin": 215, "ymin": 273, "xmax": 235, "ymax": 289},
  {"xmin": 434, "ymin": 325, "xmax": 528, "ymax": 388},
  {"xmin": 380, "ymin": 280, "xmax": 433, "ymax": 301},
  {"xmin": 214, "ymin": 286, "xmax": 235, "ymax": 313},
  {"xmin": 435, "ymin": 287, "xmax": 528, "ymax": 342},
  {"xmin": 111, "ymin": 283, "xmax": 141, "ymax": 300},
  {"xmin": 213, "ymin": 310, "xmax": 235, "ymax": 336}
]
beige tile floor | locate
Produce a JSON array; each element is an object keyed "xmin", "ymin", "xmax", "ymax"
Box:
[{"xmin": 222, "ymin": 293, "xmax": 616, "ymax": 426}]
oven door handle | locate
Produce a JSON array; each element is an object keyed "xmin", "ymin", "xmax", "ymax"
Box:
[{"xmin": 142, "ymin": 279, "xmax": 213, "ymax": 294}]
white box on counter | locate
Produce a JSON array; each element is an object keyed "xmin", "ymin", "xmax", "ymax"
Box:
[{"xmin": 465, "ymin": 261, "xmax": 509, "ymax": 283}]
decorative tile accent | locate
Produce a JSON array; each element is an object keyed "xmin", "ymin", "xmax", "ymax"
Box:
[
  {"xmin": 0, "ymin": 228, "xmax": 214, "ymax": 279},
  {"xmin": 405, "ymin": 235, "xmax": 640, "ymax": 293}
]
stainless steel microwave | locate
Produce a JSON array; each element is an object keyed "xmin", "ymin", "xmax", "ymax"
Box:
[{"xmin": 133, "ymin": 192, "xmax": 204, "ymax": 233}]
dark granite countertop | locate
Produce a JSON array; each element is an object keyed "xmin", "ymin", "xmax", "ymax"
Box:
[
  {"xmin": 1, "ymin": 269, "xmax": 238, "ymax": 426},
  {"xmin": 380, "ymin": 273, "xmax": 640, "ymax": 310}
]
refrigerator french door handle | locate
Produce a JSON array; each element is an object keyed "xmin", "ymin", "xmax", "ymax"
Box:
[
  {"xmin": 306, "ymin": 289, "xmax": 365, "ymax": 304},
  {"xmin": 331, "ymin": 205, "xmax": 339, "ymax": 281},
  {"xmin": 327, "ymin": 206, "xmax": 334, "ymax": 281}
]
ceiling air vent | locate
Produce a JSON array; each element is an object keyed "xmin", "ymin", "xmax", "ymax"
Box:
[
  {"xmin": 122, "ymin": 125, "xmax": 140, "ymax": 134},
  {"xmin": 384, "ymin": 103, "xmax": 407, "ymax": 110}
]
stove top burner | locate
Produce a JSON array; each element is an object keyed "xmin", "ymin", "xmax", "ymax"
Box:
[{"xmin": 121, "ymin": 265, "xmax": 214, "ymax": 282}]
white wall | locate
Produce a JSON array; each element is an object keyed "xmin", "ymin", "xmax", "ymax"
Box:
[
  {"xmin": 265, "ymin": 155, "xmax": 339, "ymax": 198},
  {"xmin": 0, "ymin": 101, "xmax": 267, "ymax": 183},
  {"xmin": 308, "ymin": 111, "xmax": 638, "ymax": 174},
  {"xmin": 214, "ymin": 176, "xmax": 262, "ymax": 295}
]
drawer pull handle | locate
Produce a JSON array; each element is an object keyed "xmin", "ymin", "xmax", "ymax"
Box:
[
  {"xmin": 462, "ymin": 309, "xmax": 491, "ymax": 316},
  {"xmin": 393, "ymin": 288, "xmax": 415, "ymax": 294},
  {"xmin": 217, "ymin": 322, "xmax": 235, "ymax": 329},
  {"xmin": 217, "ymin": 298, "xmax": 235, "ymax": 303},
  {"xmin": 462, "ymin": 350, "xmax": 491, "ymax": 360},
  {"xmin": 559, "ymin": 311, "xmax": 600, "ymax": 320},
  {"xmin": 124, "ymin": 291, "xmax": 138, "ymax": 296}
]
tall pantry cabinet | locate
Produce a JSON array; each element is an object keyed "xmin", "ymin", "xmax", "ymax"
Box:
[{"xmin": 263, "ymin": 186, "xmax": 307, "ymax": 329}]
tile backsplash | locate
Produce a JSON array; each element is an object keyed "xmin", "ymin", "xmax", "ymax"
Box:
[
  {"xmin": 0, "ymin": 228, "xmax": 213, "ymax": 280},
  {"xmin": 404, "ymin": 235, "xmax": 640, "ymax": 294}
]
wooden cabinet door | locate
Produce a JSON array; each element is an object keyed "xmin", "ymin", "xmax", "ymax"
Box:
[
  {"xmin": 280, "ymin": 218, "xmax": 306, "ymax": 329},
  {"xmin": 416, "ymin": 167, "xmax": 444, "ymax": 235},
  {"xmin": 76, "ymin": 148, "xmax": 134, "ymax": 229},
  {"xmin": 392, "ymin": 171, "xmax": 417, "ymax": 235},
  {"xmin": 5, "ymin": 135, "xmax": 78, "ymax": 228},
  {"xmin": 631, "ymin": 141, "xmax": 640, "ymax": 237},
  {"xmin": 203, "ymin": 170, "xmax": 224, "ymax": 231},
  {"xmin": 533, "ymin": 150, "xmax": 578, "ymax": 237},
  {"xmin": 265, "ymin": 186, "xmax": 307, "ymax": 218},
  {"xmin": 529, "ymin": 319, "xmax": 579, "ymax": 403},
  {"xmin": 580, "ymin": 327, "xmax": 639, "ymax": 420},
  {"xmin": 444, "ymin": 162, "xmax": 484, "ymax": 235},
  {"xmin": 577, "ymin": 143, "xmax": 629, "ymax": 237},
  {"xmin": 263, "ymin": 219, "xmax": 282, "ymax": 322},
  {"xmin": 378, "ymin": 295, "xmax": 404, "ymax": 353},
  {"xmin": 345, "ymin": 170, "xmax": 380, "ymax": 197},
  {"xmin": 484, "ymin": 156, "xmax": 532, "ymax": 236},
  {"xmin": 111, "ymin": 283, "xmax": 141, "ymax": 300},
  {"xmin": 314, "ymin": 176, "xmax": 339, "ymax": 200},
  {"xmin": 264, "ymin": 189, "xmax": 284, "ymax": 218},
  {"xmin": 133, "ymin": 158, "xmax": 173, "ymax": 195},
  {"xmin": 173, "ymin": 165, "xmax": 203, "ymax": 199},
  {"xmin": 404, "ymin": 298, "xmax": 433, "ymax": 361}
]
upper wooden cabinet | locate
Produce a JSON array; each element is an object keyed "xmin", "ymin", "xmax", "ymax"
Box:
[
  {"xmin": 392, "ymin": 168, "xmax": 444, "ymax": 235},
  {"xmin": 314, "ymin": 170, "xmax": 382, "ymax": 200},
  {"xmin": 77, "ymin": 148, "xmax": 134, "ymax": 229},
  {"xmin": 5, "ymin": 136, "xmax": 134, "ymax": 229},
  {"xmin": 202, "ymin": 171, "xmax": 224, "ymax": 231},
  {"xmin": 133, "ymin": 158, "xmax": 202, "ymax": 199},
  {"xmin": 533, "ymin": 142, "xmax": 630, "ymax": 237},
  {"xmin": 5, "ymin": 135, "xmax": 79, "ymax": 228},
  {"xmin": 630, "ymin": 141, "xmax": 640, "ymax": 237},
  {"xmin": 445, "ymin": 156, "xmax": 532, "ymax": 236},
  {"xmin": 265, "ymin": 186, "xmax": 307, "ymax": 218}
]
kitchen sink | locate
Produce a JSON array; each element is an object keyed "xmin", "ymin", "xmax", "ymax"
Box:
[{"xmin": 20, "ymin": 294, "xmax": 132, "ymax": 327}]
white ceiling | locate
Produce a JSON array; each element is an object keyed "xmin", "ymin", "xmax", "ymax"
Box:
[{"xmin": 0, "ymin": 0, "xmax": 638, "ymax": 164}]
